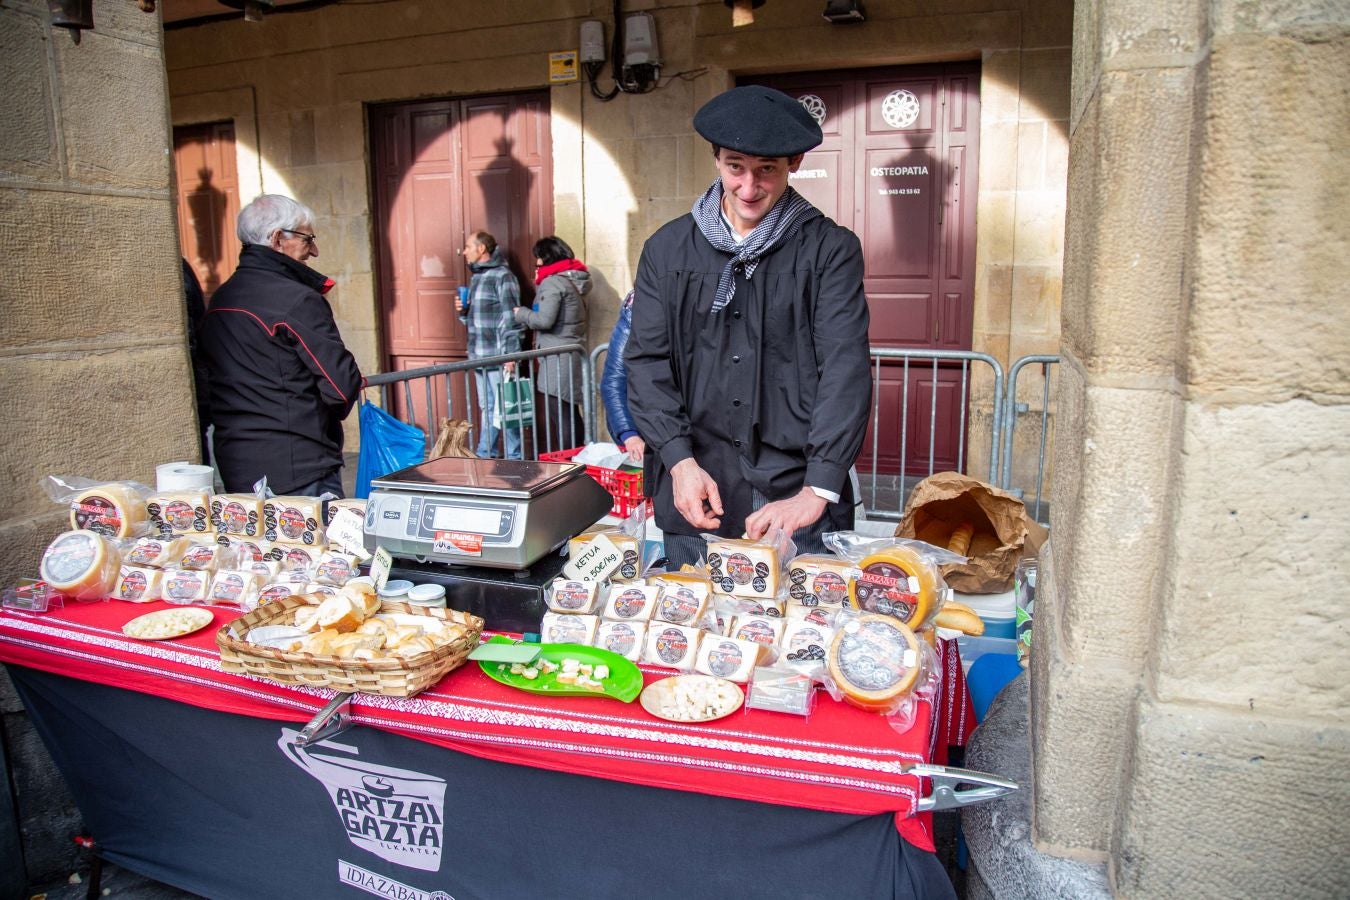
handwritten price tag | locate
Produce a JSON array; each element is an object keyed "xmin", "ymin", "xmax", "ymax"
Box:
[
  {"xmin": 370, "ymin": 546, "xmax": 393, "ymax": 591},
  {"xmin": 562, "ymin": 532, "xmax": 623, "ymax": 582}
]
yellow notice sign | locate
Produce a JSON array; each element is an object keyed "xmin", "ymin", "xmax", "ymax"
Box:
[{"xmin": 549, "ymin": 50, "xmax": 579, "ymax": 84}]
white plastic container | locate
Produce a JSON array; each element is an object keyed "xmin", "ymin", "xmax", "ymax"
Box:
[
  {"xmin": 406, "ymin": 583, "xmax": 447, "ymax": 608},
  {"xmin": 954, "ymin": 588, "xmax": 1017, "ymax": 640},
  {"xmin": 378, "ymin": 579, "xmax": 413, "ymax": 599}
]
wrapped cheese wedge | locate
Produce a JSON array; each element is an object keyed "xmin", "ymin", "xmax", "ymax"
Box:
[
  {"xmin": 541, "ymin": 612, "xmax": 600, "ymax": 646},
  {"xmin": 653, "ymin": 572, "xmax": 713, "ymax": 626},
  {"xmin": 694, "ymin": 635, "xmax": 766, "ymax": 683},
  {"xmin": 602, "ymin": 582, "xmax": 659, "ymax": 622},
  {"xmin": 207, "ymin": 569, "xmax": 262, "ymax": 608},
  {"xmin": 161, "ymin": 567, "xmax": 211, "ymax": 605},
  {"xmin": 594, "ymin": 619, "xmax": 647, "ymax": 662},
  {"xmin": 546, "ymin": 578, "xmax": 601, "ymax": 615},
  {"xmin": 115, "ymin": 565, "xmax": 163, "ymax": 603},
  {"xmin": 729, "ymin": 613, "xmax": 785, "ymax": 647},
  {"xmin": 706, "ymin": 537, "xmax": 780, "ymax": 599},
  {"xmin": 263, "ymin": 495, "xmax": 325, "ymax": 545},
  {"xmin": 147, "ymin": 489, "xmax": 212, "ymax": 537},
  {"xmin": 125, "ymin": 535, "xmax": 189, "ymax": 568},
  {"xmin": 786, "ymin": 554, "xmax": 856, "ymax": 607},
  {"xmin": 642, "ymin": 622, "xmax": 702, "ymax": 672},
  {"xmin": 211, "ymin": 493, "xmax": 263, "ymax": 537}
]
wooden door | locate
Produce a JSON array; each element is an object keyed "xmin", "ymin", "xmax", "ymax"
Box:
[
  {"xmin": 370, "ymin": 93, "xmax": 551, "ymax": 428},
  {"xmin": 173, "ymin": 121, "xmax": 241, "ymax": 299},
  {"xmin": 746, "ymin": 64, "xmax": 981, "ymax": 475}
]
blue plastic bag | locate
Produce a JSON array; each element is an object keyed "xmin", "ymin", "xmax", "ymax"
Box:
[{"xmin": 355, "ymin": 400, "xmax": 426, "ymax": 499}]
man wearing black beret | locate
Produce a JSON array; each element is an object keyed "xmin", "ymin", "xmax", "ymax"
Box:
[{"xmin": 626, "ymin": 85, "xmax": 871, "ymax": 566}]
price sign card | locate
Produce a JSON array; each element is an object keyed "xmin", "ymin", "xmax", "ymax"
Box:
[
  {"xmin": 370, "ymin": 546, "xmax": 393, "ymax": 591},
  {"xmin": 562, "ymin": 532, "xmax": 623, "ymax": 582}
]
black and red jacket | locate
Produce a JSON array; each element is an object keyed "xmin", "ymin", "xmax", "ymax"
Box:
[{"xmin": 199, "ymin": 244, "xmax": 364, "ymax": 493}]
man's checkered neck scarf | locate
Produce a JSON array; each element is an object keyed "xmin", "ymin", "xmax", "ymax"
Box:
[{"xmin": 692, "ymin": 178, "xmax": 821, "ymax": 313}]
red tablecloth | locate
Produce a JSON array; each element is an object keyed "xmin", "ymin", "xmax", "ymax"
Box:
[{"xmin": 0, "ymin": 599, "xmax": 973, "ymax": 853}]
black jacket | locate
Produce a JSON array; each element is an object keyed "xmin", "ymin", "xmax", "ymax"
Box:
[
  {"xmin": 626, "ymin": 214, "xmax": 870, "ymax": 538},
  {"xmin": 200, "ymin": 245, "xmax": 363, "ymax": 493}
]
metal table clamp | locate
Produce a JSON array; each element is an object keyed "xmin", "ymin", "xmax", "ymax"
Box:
[
  {"xmin": 295, "ymin": 692, "xmax": 356, "ymax": 748},
  {"xmin": 910, "ymin": 764, "xmax": 1019, "ymax": 812}
]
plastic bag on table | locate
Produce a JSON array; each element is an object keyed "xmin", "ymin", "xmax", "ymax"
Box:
[
  {"xmin": 701, "ymin": 528, "xmax": 797, "ymax": 602},
  {"xmin": 816, "ymin": 608, "xmax": 938, "ymax": 731},
  {"xmin": 42, "ymin": 474, "xmax": 153, "ymax": 539},
  {"xmin": 355, "ymin": 400, "xmax": 426, "ymax": 499}
]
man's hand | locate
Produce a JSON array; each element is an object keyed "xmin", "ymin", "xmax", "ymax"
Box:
[
  {"xmin": 670, "ymin": 458, "xmax": 723, "ymax": 530},
  {"xmin": 623, "ymin": 435, "xmax": 646, "ymax": 462},
  {"xmin": 744, "ymin": 487, "xmax": 827, "ymax": 542},
  {"xmin": 503, "ymin": 360, "xmax": 516, "ymax": 375}
]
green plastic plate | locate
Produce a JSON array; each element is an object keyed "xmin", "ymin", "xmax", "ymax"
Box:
[{"xmin": 478, "ymin": 635, "xmax": 642, "ymax": 703}]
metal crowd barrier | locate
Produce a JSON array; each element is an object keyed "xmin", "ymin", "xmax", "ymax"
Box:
[
  {"xmin": 369, "ymin": 340, "xmax": 1058, "ymax": 525},
  {"xmin": 363, "ymin": 344, "xmax": 592, "ymax": 460},
  {"xmin": 1000, "ymin": 355, "xmax": 1059, "ymax": 525}
]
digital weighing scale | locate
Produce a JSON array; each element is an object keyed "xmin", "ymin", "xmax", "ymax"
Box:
[{"xmin": 364, "ymin": 457, "xmax": 612, "ymax": 571}]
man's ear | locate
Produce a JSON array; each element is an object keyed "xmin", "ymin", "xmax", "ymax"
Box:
[
  {"xmin": 268, "ymin": 230, "xmax": 284, "ymax": 251},
  {"xmin": 787, "ymin": 154, "xmax": 805, "ymax": 173}
]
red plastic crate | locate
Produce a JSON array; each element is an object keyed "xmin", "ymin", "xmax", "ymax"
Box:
[{"xmin": 540, "ymin": 447, "xmax": 650, "ymax": 519}]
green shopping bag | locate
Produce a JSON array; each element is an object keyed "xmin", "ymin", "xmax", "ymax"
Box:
[{"xmin": 493, "ymin": 372, "xmax": 534, "ymax": 429}]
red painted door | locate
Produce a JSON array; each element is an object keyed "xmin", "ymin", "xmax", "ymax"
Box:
[
  {"xmin": 370, "ymin": 92, "xmax": 551, "ymax": 427},
  {"xmin": 173, "ymin": 121, "xmax": 241, "ymax": 299},
  {"xmin": 746, "ymin": 64, "xmax": 981, "ymax": 475}
]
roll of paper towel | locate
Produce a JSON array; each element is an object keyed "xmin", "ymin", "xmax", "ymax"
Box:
[{"xmin": 156, "ymin": 462, "xmax": 214, "ymax": 493}]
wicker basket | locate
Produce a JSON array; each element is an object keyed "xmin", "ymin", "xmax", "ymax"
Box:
[{"xmin": 217, "ymin": 596, "xmax": 483, "ymax": 697}]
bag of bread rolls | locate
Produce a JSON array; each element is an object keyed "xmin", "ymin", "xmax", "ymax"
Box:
[{"xmin": 893, "ymin": 472, "xmax": 1049, "ymax": 593}]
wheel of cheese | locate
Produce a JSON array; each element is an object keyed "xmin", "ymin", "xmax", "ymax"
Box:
[
  {"xmin": 70, "ymin": 483, "xmax": 146, "ymax": 538},
  {"xmin": 848, "ymin": 543, "xmax": 940, "ymax": 629},
  {"xmin": 40, "ymin": 530, "xmax": 120, "ymax": 599},
  {"xmin": 827, "ymin": 614, "xmax": 922, "ymax": 712}
]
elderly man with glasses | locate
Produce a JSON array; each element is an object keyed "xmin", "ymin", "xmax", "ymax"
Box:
[{"xmin": 199, "ymin": 194, "xmax": 364, "ymax": 497}]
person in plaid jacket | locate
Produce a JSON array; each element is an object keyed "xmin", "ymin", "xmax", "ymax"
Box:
[{"xmin": 459, "ymin": 230, "xmax": 524, "ymax": 458}]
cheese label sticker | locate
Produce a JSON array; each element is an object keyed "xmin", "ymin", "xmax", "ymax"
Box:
[
  {"xmin": 602, "ymin": 622, "xmax": 640, "ymax": 656},
  {"xmin": 563, "ymin": 532, "xmax": 623, "ymax": 583},
  {"xmin": 326, "ymin": 507, "xmax": 370, "ymax": 560},
  {"xmin": 118, "ymin": 569, "xmax": 149, "ymax": 600},
  {"xmin": 655, "ymin": 627, "xmax": 690, "ymax": 664},
  {"xmin": 706, "ymin": 640, "xmax": 745, "ymax": 678},
  {"xmin": 433, "ymin": 531, "xmax": 483, "ymax": 556}
]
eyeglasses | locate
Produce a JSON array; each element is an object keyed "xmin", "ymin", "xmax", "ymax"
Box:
[{"xmin": 281, "ymin": 229, "xmax": 317, "ymax": 245}]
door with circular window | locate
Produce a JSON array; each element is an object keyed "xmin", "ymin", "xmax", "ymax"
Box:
[{"xmin": 743, "ymin": 63, "xmax": 981, "ymax": 477}]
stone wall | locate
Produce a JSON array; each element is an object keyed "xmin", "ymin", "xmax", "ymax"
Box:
[
  {"xmin": 165, "ymin": 0, "xmax": 1071, "ymax": 482},
  {"xmin": 1033, "ymin": 0, "xmax": 1350, "ymax": 895},
  {"xmin": 0, "ymin": 0, "xmax": 193, "ymax": 884}
]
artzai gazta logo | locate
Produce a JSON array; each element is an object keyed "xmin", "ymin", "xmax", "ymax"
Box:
[{"xmin": 280, "ymin": 729, "xmax": 447, "ymax": 872}]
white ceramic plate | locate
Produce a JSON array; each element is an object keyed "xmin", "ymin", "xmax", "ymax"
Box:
[
  {"xmin": 639, "ymin": 674, "xmax": 744, "ymax": 723},
  {"xmin": 122, "ymin": 607, "xmax": 214, "ymax": 641}
]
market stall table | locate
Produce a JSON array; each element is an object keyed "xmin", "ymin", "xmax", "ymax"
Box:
[{"xmin": 0, "ymin": 599, "xmax": 973, "ymax": 900}]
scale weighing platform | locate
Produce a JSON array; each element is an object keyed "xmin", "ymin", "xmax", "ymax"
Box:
[
  {"xmin": 364, "ymin": 457, "xmax": 612, "ymax": 570},
  {"xmin": 363, "ymin": 457, "xmax": 612, "ymax": 630}
]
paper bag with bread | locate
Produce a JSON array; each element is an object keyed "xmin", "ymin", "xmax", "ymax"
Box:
[{"xmin": 895, "ymin": 472, "xmax": 1047, "ymax": 594}]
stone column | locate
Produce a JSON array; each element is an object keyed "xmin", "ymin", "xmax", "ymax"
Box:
[
  {"xmin": 1032, "ymin": 0, "xmax": 1349, "ymax": 895},
  {"xmin": 0, "ymin": 0, "xmax": 194, "ymax": 884}
]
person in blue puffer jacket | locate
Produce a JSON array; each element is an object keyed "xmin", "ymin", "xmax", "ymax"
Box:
[{"xmin": 600, "ymin": 290, "xmax": 644, "ymax": 462}]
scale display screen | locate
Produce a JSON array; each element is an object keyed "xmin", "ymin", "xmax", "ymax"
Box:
[{"xmin": 430, "ymin": 504, "xmax": 503, "ymax": 535}]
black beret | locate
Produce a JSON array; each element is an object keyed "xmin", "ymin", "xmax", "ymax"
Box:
[{"xmin": 693, "ymin": 85, "xmax": 823, "ymax": 158}]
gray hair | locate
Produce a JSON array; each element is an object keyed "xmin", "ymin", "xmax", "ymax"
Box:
[{"xmin": 236, "ymin": 194, "xmax": 316, "ymax": 246}]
